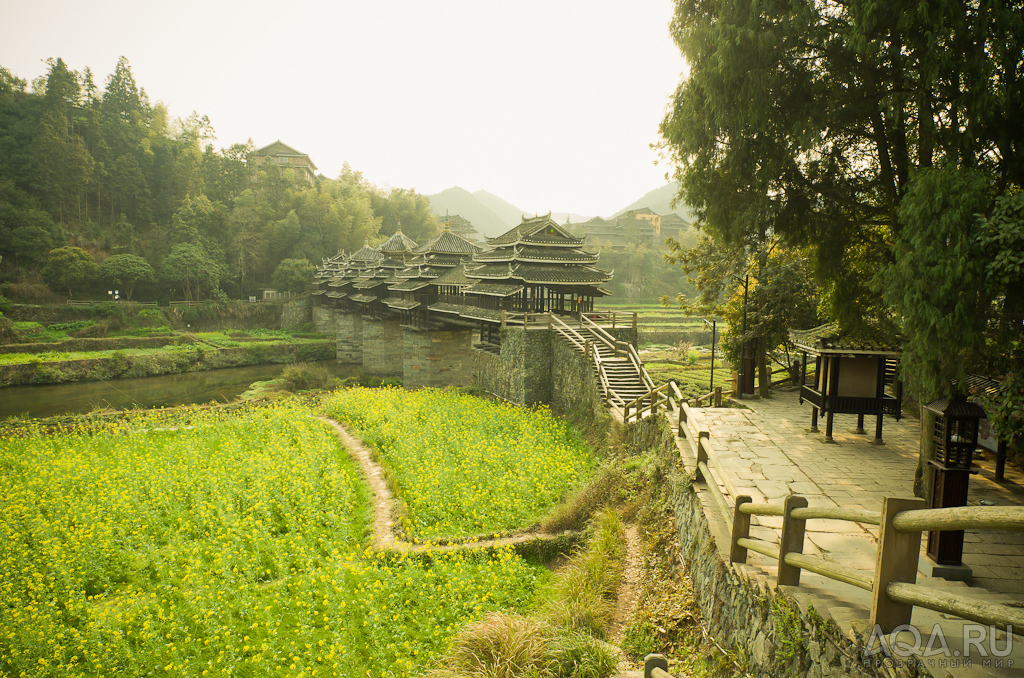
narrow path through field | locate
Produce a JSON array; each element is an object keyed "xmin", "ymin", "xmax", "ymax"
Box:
[
  {"xmin": 316, "ymin": 416, "xmax": 578, "ymax": 554},
  {"xmin": 608, "ymin": 523, "xmax": 643, "ymax": 671}
]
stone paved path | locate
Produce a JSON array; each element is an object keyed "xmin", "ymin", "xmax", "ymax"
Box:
[{"xmin": 691, "ymin": 387, "xmax": 1024, "ymax": 595}]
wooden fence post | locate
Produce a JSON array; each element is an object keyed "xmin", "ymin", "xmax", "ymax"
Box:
[
  {"xmin": 731, "ymin": 495, "xmax": 753, "ymax": 563},
  {"xmin": 501, "ymin": 310, "xmax": 506, "ymax": 328},
  {"xmin": 731, "ymin": 371, "xmax": 739, "ymax": 397},
  {"xmin": 869, "ymin": 497, "xmax": 926, "ymax": 633},
  {"xmin": 695, "ymin": 431, "xmax": 709, "ymax": 481},
  {"xmin": 777, "ymin": 495, "xmax": 809, "ymax": 586},
  {"xmin": 714, "ymin": 387, "xmax": 722, "ymax": 407},
  {"xmin": 632, "ymin": 311, "xmax": 638, "ymax": 332}
]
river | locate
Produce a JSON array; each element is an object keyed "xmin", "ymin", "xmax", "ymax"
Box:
[{"xmin": 0, "ymin": 362, "xmax": 362, "ymax": 420}]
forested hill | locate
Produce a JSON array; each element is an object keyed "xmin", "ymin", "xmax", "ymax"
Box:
[{"xmin": 0, "ymin": 57, "xmax": 439, "ymax": 303}]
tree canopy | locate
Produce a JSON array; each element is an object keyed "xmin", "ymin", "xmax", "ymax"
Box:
[
  {"xmin": 661, "ymin": 0, "xmax": 1024, "ymax": 401},
  {"xmin": 0, "ymin": 57, "xmax": 439, "ymax": 303}
]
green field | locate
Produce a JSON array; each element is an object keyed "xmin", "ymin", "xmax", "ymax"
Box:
[
  {"xmin": 640, "ymin": 347, "xmax": 732, "ymax": 400},
  {"xmin": 323, "ymin": 388, "xmax": 596, "ymax": 541},
  {"xmin": 0, "ymin": 398, "xmax": 562, "ymax": 677}
]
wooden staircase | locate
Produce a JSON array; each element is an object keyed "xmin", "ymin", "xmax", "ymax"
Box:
[
  {"xmin": 580, "ymin": 326, "xmax": 649, "ymax": 409},
  {"xmin": 549, "ymin": 314, "xmax": 663, "ymax": 419}
]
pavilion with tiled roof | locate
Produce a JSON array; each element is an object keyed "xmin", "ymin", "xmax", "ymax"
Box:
[
  {"xmin": 388, "ymin": 228, "xmax": 480, "ymax": 327},
  {"xmin": 347, "ymin": 231, "xmax": 419, "ymax": 318},
  {"xmin": 790, "ymin": 323, "xmax": 904, "ymax": 444},
  {"xmin": 461, "ymin": 214, "xmax": 611, "ymax": 317}
]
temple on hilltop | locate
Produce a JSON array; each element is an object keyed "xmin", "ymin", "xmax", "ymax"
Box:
[{"xmin": 254, "ymin": 141, "xmax": 318, "ymax": 186}]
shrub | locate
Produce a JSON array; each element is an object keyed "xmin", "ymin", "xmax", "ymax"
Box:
[
  {"xmin": 429, "ymin": 613, "xmax": 617, "ymax": 678},
  {"xmin": 278, "ymin": 362, "xmax": 337, "ymax": 392},
  {"xmin": 540, "ymin": 465, "xmax": 624, "ymax": 533},
  {"xmin": 544, "ymin": 510, "xmax": 625, "ymax": 638}
]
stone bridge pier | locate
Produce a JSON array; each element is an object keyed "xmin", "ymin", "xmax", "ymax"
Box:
[{"xmin": 402, "ymin": 328, "xmax": 474, "ymax": 389}]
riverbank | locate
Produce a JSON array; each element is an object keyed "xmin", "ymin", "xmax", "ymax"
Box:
[
  {"xmin": 0, "ymin": 337, "xmax": 334, "ymax": 387},
  {"xmin": 0, "ymin": 298, "xmax": 330, "ymax": 388}
]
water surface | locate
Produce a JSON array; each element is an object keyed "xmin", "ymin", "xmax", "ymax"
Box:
[{"xmin": 0, "ymin": 362, "xmax": 361, "ymax": 420}]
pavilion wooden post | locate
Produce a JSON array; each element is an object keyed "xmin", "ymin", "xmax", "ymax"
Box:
[
  {"xmin": 777, "ymin": 495, "xmax": 808, "ymax": 586},
  {"xmin": 870, "ymin": 497, "xmax": 925, "ymax": 633}
]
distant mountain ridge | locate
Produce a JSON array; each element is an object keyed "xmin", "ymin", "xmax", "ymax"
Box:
[
  {"xmin": 426, "ymin": 182, "xmax": 694, "ymax": 237},
  {"xmin": 426, "ymin": 187, "xmax": 509, "ymax": 238}
]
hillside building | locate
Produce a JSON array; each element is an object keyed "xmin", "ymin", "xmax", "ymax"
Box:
[
  {"xmin": 571, "ymin": 207, "xmax": 691, "ymax": 249},
  {"xmin": 255, "ymin": 140, "xmax": 318, "ymax": 185}
]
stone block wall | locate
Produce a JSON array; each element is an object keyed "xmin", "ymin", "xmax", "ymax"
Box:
[
  {"xmin": 335, "ymin": 312, "xmax": 363, "ymax": 363},
  {"xmin": 362, "ymin": 318, "xmax": 403, "ymax": 375},
  {"xmin": 550, "ymin": 337, "xmax": 603, "ymax": 422},
  {"xmin": 471, "ymin": 347, "xmax": 512, "ymax": 400},
  {"xmin": 403, "ymin": 328, "xmax": 473, "ymax": 390},
  {"xmin": 279, "ymin": 295, "xmax": 311, "ymax": 329},
  {"xmin": 314, "ymin": 306, "xmax": 336, "ymax": 335},
  {"xmin": 469, "ymin": 327, "xmax": 555, "ymax": 406}
]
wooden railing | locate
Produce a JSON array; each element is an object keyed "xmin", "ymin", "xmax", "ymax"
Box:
[
  {"xmin": 67, "ymin": 299, "xmax": 158, "ymax": 306},
  {"xmin": 589, "ymin": 341, "xmax": 622, "ymax": 411},
  {"xmin": 500, "ymin": 311, "xmax": 549, "ymax": 328},
  {"xmin": 579, "ymin": 313, "xmax": 619, "ymax": 353},
  {"xmin": 676, "ymin": 403, "xmax": 1024, "ymax": 636},
  {"xmin": 580, "ymin": 311, "xmax": 638, "ymax": 331},
  {"xmin": 549, "ymin": 314, "xmax": 586, "ymax": 352},
  {"xmin": 623, "ymin": 381, "xmax": 675, "ymax": 423}
]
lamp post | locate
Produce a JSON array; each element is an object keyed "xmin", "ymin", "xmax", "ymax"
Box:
[
  {"xmin": 703, "ymin": 318, "xmax": 717, "ymax": 395},
  {"xmin": 108, "ymin": 289, "xmax": 119, "ymax": 301}
]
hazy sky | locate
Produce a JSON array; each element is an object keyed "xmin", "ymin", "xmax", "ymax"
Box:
[{"xmin": 2, "ymin": 0, "xmax": 686, "ymax": 218}]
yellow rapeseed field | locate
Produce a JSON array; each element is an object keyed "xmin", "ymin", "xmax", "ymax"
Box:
[
  {"xmin": 0, "ymin": 401, "xmax": 540, "ymax": 677},
  {"xmin": 323, "ymin": 388, "xmax": 596, "ymax": 540}
]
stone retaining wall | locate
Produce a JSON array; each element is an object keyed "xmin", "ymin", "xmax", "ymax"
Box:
[
  {"xmin": 0, "ymin": 340, "xmax": 335, "ymax": 387},
  {"xmin": 314, "ymin": 306, "xmax": 336, "ymax": 335},
  {"xmin": 614, "ymin": 413, "xmax": 908, "ymax": 678},
  {"xmin": 279, "ymin": 296, "xmax": 311, "ymax": 329}
]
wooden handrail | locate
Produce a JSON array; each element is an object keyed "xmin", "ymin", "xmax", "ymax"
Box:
[
  {"xmin": 737, "ymin": 502, "xmax": 786, "ymax": 517},
  {"xmin": 783, "ymin": 552, "xmax": 873, "ymax": 591},
  {"xmin": 892, "ymin": 505, "xmax": 1024, "ymax": 533},
  {"xmin": 580, "ymin": 313, "xmax": 617, "ymax": 350},
  {"xmin": 887, "ymin": 581, "xmax": 1024, "ymax": 634},
  {"xmin": 790, "ymin": 506, "xmax": 882, "ymax": 526},
  {"xmin": 682, "ymin": 398, "xmax": 1024, "ymax": 647},
  {"xmin": 550, "ymin": 314, "xmax": 586, "ymax": 352},
  {"xmin": 736, "ymin": 536, "xmax": 779, "ymax": 560}
]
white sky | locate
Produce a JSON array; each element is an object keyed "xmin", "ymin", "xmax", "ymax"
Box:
[{"xmin": 1, "ymin": 0, "xmax": 686, "ymax": 218}]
